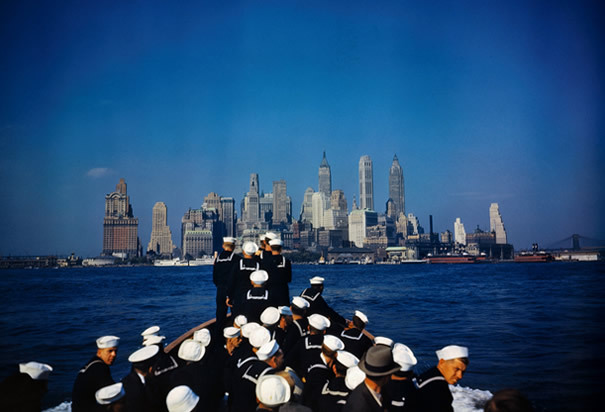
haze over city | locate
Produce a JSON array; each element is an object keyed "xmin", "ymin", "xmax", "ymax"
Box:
[{"xmin": 1, "ymin": 1, "xmax": 603, "ymax": 257}]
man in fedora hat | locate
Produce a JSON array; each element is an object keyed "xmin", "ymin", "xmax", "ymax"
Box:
[{"xmin": 342, "ymin": 345, "xmax": 400, "ymax": 412}]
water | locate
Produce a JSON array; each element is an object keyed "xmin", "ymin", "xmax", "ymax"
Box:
[{"xmin": 0, "ymin": 262, "xmax": 603, "ymax": 411}]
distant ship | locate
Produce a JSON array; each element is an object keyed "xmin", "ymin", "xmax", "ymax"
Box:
[
  {"xmin": 153, "ymin": 256, "xmax": 214, "ymax": 267},
  {"xmin": 514, "ymin": 251, "xmax": 554, "ymax": 263},
  {"xmin": 426, "ymin": 253, "xmax": 477, "ymax": 264}
]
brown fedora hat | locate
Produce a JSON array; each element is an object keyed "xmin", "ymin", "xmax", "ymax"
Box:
[{"xmin": 358, "ymin": 345, "xmax": 400, "ymax": 377}]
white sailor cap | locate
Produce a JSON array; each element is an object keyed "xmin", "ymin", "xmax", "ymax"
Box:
[
  {"xmin": 260, "ymin": 307, "xmax": 280, "ymax": 326},
  {"xmin": 141, "ymin": 325, "xmax": 160, "ymax": 337},
  {"xmin": 323, "ymin": 335, "xmax": 345, "ymax": 351},
  {"xmin": 265, "ymin": 232, "xmax": 278, "ymax": 241},
  {"xmin": 335, "ymin": 351, "xmax": 360, "ymax": 369},
  {"xmin": 308, "ymin": 314, "xmax": 331, "ymax": 331},
  {"xmin": 166, "ymin": 385, "xmax": 200, "ymax": 412},
  {"xmin": 291, "ymin": 296, "xmax": 310, "ymax": 310},
  {"xmin": 19, "ymin": 362, "xmax": 53, "ymax": 380},
  {"xmin": 255, "ymin": 374, "xmax": 291, "ymax": 407},
  {"xmin": 143, "ymin": 335, "xmax": 166, "ymax": 347},
  {"xmin": 436, "ymin": 345, "xmax": 469, "ymax": 361},
  {"xmin": 278, "ymin": 306, "xmax": 293, "ymax": 316},
  {"xmin": 178, "ymin": 339, "xmax": 205, "ymax": 362},
  {"xmin": 96, "ymin": 335, "xmax": 120, "ymax": 349},
  {"xmin": 249, "ymin": 327, "xmax": 271, "ymax": 348},
  {"xmin": 392, "ymin": 343, "xmax": 417, "ymax": 372},
  {"xmin": 250, "ymin": 269, "xmax": 269, "ymax": 285},
  {"xmin": 256, "ymin": 339, "xmax": 280, "ymax": 361},
  {"xmin": 128, "ymin": 345, "xmax": 159, "ymax": 364},
  {"xmin": 95, "ymin": 382, "xmax": 125, "ymax": 405},
  {"xmin": 345, "ymin": 365, "xmax": 366, "ymax": 390},
  {"xmin": 223, "ymin": 327, "xmax": 240, "ymax": 339},
  {"xmin": 241, "ymin": 322, "xmax": 261, "ymax": 339},
  {"xmin": 374, "ymin": 336, "xmax": 394, "ymax": 348},
  {"xmin": 269, "ymin": 239, "xmax": 283, "ymax": 247},
  {"xmin": 243, "ymin": 241, "xmax": 259, "ymax": 255},
  {"xmin": 193, "ymin": 328, "xmax": 211, "ymax": 347},
  {"xmin": 310, "ymin": 276, "xmax": 325, "ymax": 285},
  {"xmin": 353, "ymin": 310, "xmax": 369, "ymax": 324},
  {"xmin": 234, "ymin": 315, "xmax": 248, "ymax": 328},
  {"xmin": 223, "ymin": 237, "xmax": 237, "ymax": 244}
]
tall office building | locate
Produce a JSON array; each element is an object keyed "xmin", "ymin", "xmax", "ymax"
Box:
[
  {"xmin": 359, "ymin": 155, "xmax": 374, "ymax": 210},
  {"xmin": 489, "ymin": 203, "xmax": 507, "ymax": 244},
  {"xmin": 348, "ymin": 209, "xmax": 378, "ymax": 248},
  {"xmin": 330, "ymin": 190, "xmax": 347, "ymax": 211},
  {"xmin": 102, "ymin": 178, "xmax": 139, "ymax": 257},
  {"xmin": 220, "ymin": 197, "xmax": 236, "ymax": 237},
  {"xmin": 244, "ymin": 173, "xmax": 260, "ymax": 223},
  {"xmin": 147, "ymin": 202, "xmax": 174, "ymax": 256},
  {"xmin": 318, "ymin": 151, "xmax": 332, "ymax": 199},
  {"xmin": 272, "ymin": 179, "xmax": 290, "ymax": 225},
  {"xmin": 311, "ymin": 192, "xmax": 327, "ymax": 229},
  {"xmin": 454, "ymin": 217, "xmax": 467, "ymax": 245},
  {"xmin": 388, "ymin": 154, "xmax": 405, "ymax": 217},
  {"xmin": 300, "ymin": 187, "xmax": 314, "ymax": 223}
]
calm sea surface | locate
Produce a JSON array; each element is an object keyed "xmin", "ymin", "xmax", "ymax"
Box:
[{"xmin": 0, "ymin": 262, "xmax": 603, "ymax": 411}]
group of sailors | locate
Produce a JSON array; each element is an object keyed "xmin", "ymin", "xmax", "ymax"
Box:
[{"xmin": 0, "ymin": 234, "xmax": 534, "ymax": 411}]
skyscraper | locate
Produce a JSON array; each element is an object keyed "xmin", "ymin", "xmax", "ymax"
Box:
[
  {"xmin": 454, "ymin": 217, "xmax": 467, "ymax": 245},
  {"xmin": 311, "ymin": 192, "xmax": 327, "ymax": 229},
  {"xmin": 359, "ymin": 155, "xmax": 374, "ymax": 210},
  {"xmin": 388, "ymin": 154, "xmax": 405, "ymax": 217},
  {"xmin": 489, "ymin": 203, "xmax": 507, "ymax": 244},
  {"xmin": 147, "ymin": 202, "xmax": 174, "ymax": 256},
  {"xmin": 300, "ymin": 187, "xmax": 314, "ymax": 223},
  {"xmin": 102, "ymin": 178, "xmax": 139, "ymax": 257},
  {"xmin": 318, "ymin": 151, "xmax": 332, "ymax": 199},
  {"xmin": 244, "ymin": 173, "xmax": 260, "ymax": 223},
  {"xmin": 272, "ymin": 179, "xmax": 290, "ymax": 225},
  {"xmin": 220, "ymin": 197, "xmax": 236, "ymax": 237}
]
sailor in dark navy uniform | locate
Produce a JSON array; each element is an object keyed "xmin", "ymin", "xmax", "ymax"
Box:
[
  {"xmin": 318, "ymin": 350, "xmax": 359, "ymax": 412},
  {"xmin": 300, "ymin": 276, "xmax": 346, "ymax": 327},
  {"xmin": 265, "ymin": 238, "xmax": 292, "ymax": 306},
  {"xmin": 339, "ymin": 310, "xmax": 373, "ymax": 359},
  {"xmin": 213, "ymin": 237, "xmax": 241, "ymax": 331},
  {"xmin": 229, "ymin": 349, "xmax": 275, "ymax": 412},
  {"xmin": 241, "ymin": 270, "xmax": 273, "ymax": 323},
  {"xmin": 273, "ymin": 305, "xmax": 293, "ymax": 348},
  {"xmin": 416, "ymin": 345, "xmax": 469, "ymax": 412},
  {"xmin": 383, "ymin": 344, "xmax": 420, "ymax": 412},
  {"xmin": 285, "ymin": 313, "xmax": 330, "ymax": 379},
  {"xmin": 343, "ymin": 346, "xmax": 400, "ymax": 412},
  {"xmin": 121, "ymin": 345, "xmax": 162, "ymax": 412},
  {"xmin": 228, "ymin": 241, "xmax": 260, "ymax": 316},
  {"xmin": 258, "ymin": 232, "xmax": 278, "ymax": 263},
  {"xmin": 0, "ymin": 361, "xmax": 53, "ymax": 412},
  {"xmin": 170, "ymin": 339, "xmax": 211, "ymax": 407},
  {"xmin": 282, "ymin": 297, "xmax": 310, "ymax": 355},
  {"xmin": 72, "ymin": 335, "xmax": 119, "ymax": 412}
]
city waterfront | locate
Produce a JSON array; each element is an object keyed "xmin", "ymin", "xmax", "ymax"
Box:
[{"xmin": 0, "ymin": 262, "xmax": 603, "ymax": 411}]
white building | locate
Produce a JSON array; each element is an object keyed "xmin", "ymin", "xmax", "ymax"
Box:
[
  {"xmin": 454, "ymin": 217, "xmax": 466, "ymax": 245},
  {"xmin": 312, "ymin": 192, "xmax": 327, "ymax": 229},
  {"xmin": 489, "ymin": 203, "xmax": 507, "ymax": 244},
  {"xmin": 348, "ymin": 209, "xmax": 378, "ymax": 248}
]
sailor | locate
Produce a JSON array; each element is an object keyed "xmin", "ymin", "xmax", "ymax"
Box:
[
  {"xmin": 339, "ymin": 310, "xmax": 373, "ymax": 359},
  {"xmin": 342, "ymin": 345, "xmax": 400, "ymax": 412},
  {"xmin": 228, "ymin": 241, "xmax": 260, "ymax": 315},
  {"xmin": 95, "ymin": 382, "xmax": 126, "ymax": 411},
  {"xmin": 229, "ymin": 341, "xmax": 276, "ymax": 412},
  {"xmin": 318, "ymin": 350, "xmax": 359, "ymax": 412},
  {"xmin": 213, "ymin": 237, "xmax": 241, "ymax": 331},
  {"xmin": 240, "ymin": 270, "xmax": 272, "ymax": 322},
  {"xmin": 222, "ymin": 327, "xmax": 243, "ymax": 404},
  {"xmin": 273, "ymin": 306, "xmax": 293, "ymax": 348},
  {"xmin": 166, "ymin": 385, "xmax": 202, "ymax": 412},
  {"xmin": 281, "ymin": 297, "xmax": 310, "ymax": 355},
  {"xmin": 302, "ymin": 333, "xmax": 345, "ymax": 411},
  {"xmin": 72, "ymin": 335, "xmax": 120, "ymax": 412},
  {"xmin": 416, "ymin": 345, "xmax": 469, "ymax": 412},
  {"xmin": 141, "ymin": 325, "xmax": 161, "ymax": 343},
  {"xmin": 0, "ymin": 361, "xmax": 53, "ymax": 412},
  {"xmin": 145, "ymin": 330, "xmax": 179, "ymax": 409},
  {"xmin": 121, "ymin": 345, "xmax": 162, "ymax": 412},
  {"xmin": 171, "ymin": 340, "xmax": 207, "ymax": 401},
  {"xmin": 260, "ymin": 306, "xmax": 281, "ymax": 340},
  {"xmin": 374, "ymin": 336, "xmax": 394, "ymax": 348},
  {"xmin": 383, "ymin": 344, "xmax": 420, "ymax": 412},
  {"xmin": 300, "ymin": 277, "xmax": 346, "ymax": 327},
  {"xmin": 266, "ymin": 238, "xmax": 292, "ymax": 306},
  {"xmin": 258, "ymin": 232, "xmax": 278, "ymax": 262},
  {"xmin": 256, "ymin": 374, "xmax": 292, "ymax": 411},
  {"xmin": 257, "ymin": 339, "xmax": 286, "ymax": 371}
]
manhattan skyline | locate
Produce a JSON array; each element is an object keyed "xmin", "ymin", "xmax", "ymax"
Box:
[{"xmin": 1, "ymin": 1, "xmax": 603, "ymax": 257}]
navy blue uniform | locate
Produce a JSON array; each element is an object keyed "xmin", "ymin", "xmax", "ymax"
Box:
[
  {"xmin": 416, "ymin": 366, "xmax": 453, "ymax": 412},
  {"xmin": 213, "ymin": 250, "xmax": 241, "ymax": 329},
  {"xmin": 72, "ymin": 356, "xmax": 114, "ymax": 412}
]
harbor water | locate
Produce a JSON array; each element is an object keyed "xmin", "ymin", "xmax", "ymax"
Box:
[{"xmin": 0, "ymin": 262, "xmax": 603, "ymax": 411}]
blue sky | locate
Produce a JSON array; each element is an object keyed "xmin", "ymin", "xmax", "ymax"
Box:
[{"xmin": 1, "ymin": 0, "xmax": 603, "ymax": 257}]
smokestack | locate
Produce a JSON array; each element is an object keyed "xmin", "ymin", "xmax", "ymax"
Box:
[{"xmin": 429, "ymin": 215, "xmax": 433, "ymax": 235}]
